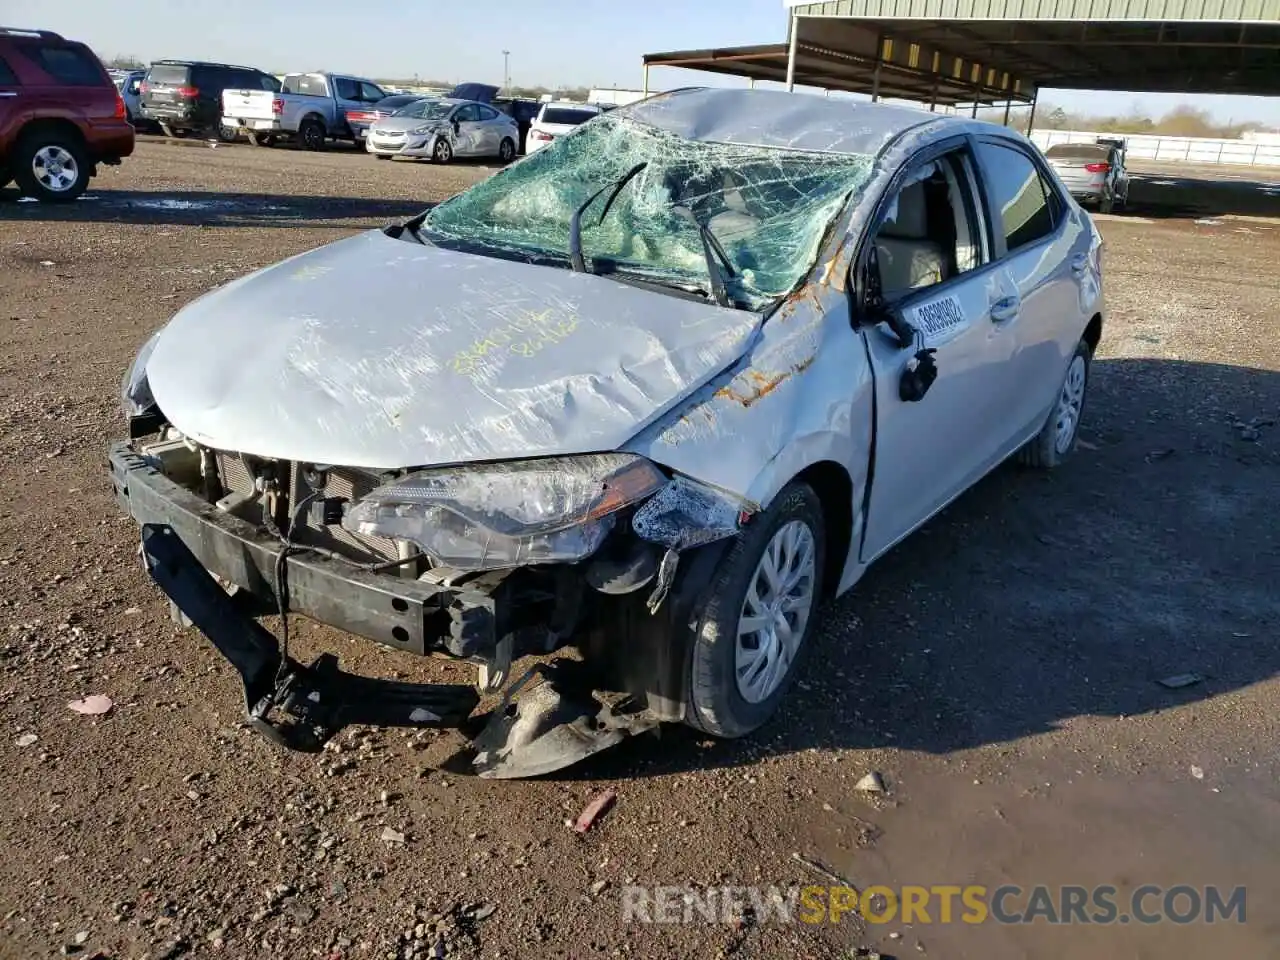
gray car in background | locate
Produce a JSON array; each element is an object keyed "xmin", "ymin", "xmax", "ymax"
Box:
[
  {"xmin": 1044, "ymin": 142, "xmax": 1129, "ymax": 213},
  {"xmin": 366, "ymin": 98, "xmax": 518, "ymax": 163}
]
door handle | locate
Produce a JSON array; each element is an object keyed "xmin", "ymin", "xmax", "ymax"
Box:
[
  {"xmin": 990, "ymin": 296, "xmax": 1020, "ymax": 322},
  {"xmin": 1070, "ymin": 254, "xmax": 1089, "ymax": 275}
]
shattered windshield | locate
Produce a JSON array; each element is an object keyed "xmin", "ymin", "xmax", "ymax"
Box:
[
  {"xmin": 422, "ymin": 113, "xmax": 875, "ymax": 308},
  {"xmin": 395, "ymin": 100, "xmax": 451, "ymax": 120}
]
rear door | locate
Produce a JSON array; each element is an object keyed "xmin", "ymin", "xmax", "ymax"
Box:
[
  {"xmin": 860, "ymin": 138, "xmax": 1026, "ymax": 560},
  {"xmin": 330, "ymin": 77, "xmax": 364, "ymax": 132},
  {"xmin": 971, "ymin": 136, "xmax": 1091, "ymax": 443},
  {"xmin": 0, "ymin": 54, "xmax": 22, "ymax": 155},
  {"xmin": 474, "ymin": 104, "xmax": 504, "ymax": 154}
]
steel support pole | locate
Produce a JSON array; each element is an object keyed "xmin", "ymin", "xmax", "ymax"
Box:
[
  {"xmin": 642, "ymin": 63, "xmax": 650, "ymax": 98},
  {"xmin": 1003, "ymin": 98, "xmax": 1012, "ymax": 126},
  {"xmin": 786, "ymin": 15, "xmax": 798, "ymax": 91},
  {"xmin": 1025, "ymin": 90, "xmax": 1039, "ymax": 135}
]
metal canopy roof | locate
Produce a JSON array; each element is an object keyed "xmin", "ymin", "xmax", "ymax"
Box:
[{"xmin": 643, "ymin": 0, "xmax": 1280, "ymax": 105}]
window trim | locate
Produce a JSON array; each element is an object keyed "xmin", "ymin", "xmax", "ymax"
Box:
[
  {"xmin": 0, "ymin": 55, "xmax": 19, "ymax": 86},
  {"xmin": 852, "ymin": 135, "xmax": 995, "ymax": 319},
  {"xmin": 970, "ymin": 134, "xmax": 1067, "ymax": 261}
]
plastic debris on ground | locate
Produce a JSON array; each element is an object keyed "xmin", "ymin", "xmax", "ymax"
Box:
[
  {"xmin": 573, "ymin": 789, "xmax": 618, "ymax": 834},
  {"xmin": 1158, "ymin": 673, "xmax": 1203, "ymax": 689},
  {"xmin": 68, "ymin": 694, "xmax": 114, "ymax": 716}
]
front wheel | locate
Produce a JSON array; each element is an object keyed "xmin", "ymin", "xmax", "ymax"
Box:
[
  {"xmin": 432, "ymin": 136, "xmax": 453, "ymax": 164},
  {"xmin": 1019, "ymin": 339, "xmax": 1092, "ymax": 469},
  {"xmin": 13, "ymin": 133, "xmax": 90, "ymax": 203},
  {"xmin": 684, "ymin": 482, "xmax": 826, "ymax": 738},
  {"xmin": 498, "ymin": 137, "xmax": 516, "ymax": 163}
]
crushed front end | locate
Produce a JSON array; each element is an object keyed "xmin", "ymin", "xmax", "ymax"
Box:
[{"xmin": 108, "ymin": 418, "xmax": 750, "ymax": 776}]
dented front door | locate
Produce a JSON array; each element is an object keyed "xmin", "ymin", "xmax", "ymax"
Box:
[{"xmin": 859, "ymin": 262, "xmax": 1022, "ymax": 562}]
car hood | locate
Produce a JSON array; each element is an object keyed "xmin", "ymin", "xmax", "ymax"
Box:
[
  {"xmin": 146, "ymin": 230, "xmax": 761, "ymax": 469},
  {"xmin": 369, "ymin": 117, "xmax": 440, "ymax": 135}
]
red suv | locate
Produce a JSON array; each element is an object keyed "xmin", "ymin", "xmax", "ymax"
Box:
[{"xmin": 0, "ymin": 26, "xmax": 134, "ymax": 202}]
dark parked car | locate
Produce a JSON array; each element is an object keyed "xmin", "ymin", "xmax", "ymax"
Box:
[
  {"xmin": 494, "ymin": 98, "xmax": 541, "ymax": 153},
  {"xmin": 140, "ymin": 59, "xmax": 279, "ymax": 140},
  {"xmin": 0, "ymin": 26, "xmax": 134, "ymax": 202},
  {"xmin": 344, "ymin": 93, "xmax": 429, "ymax": 141}
]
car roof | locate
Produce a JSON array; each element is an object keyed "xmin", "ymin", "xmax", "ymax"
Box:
[
  {"xmin": 615, "ymin": 87, "xmax": 950, "ymax": 157},
  {"xmin": 150, "ymin": 59, "xmax": 262, "ymax": 71},
  {"xmin": 541, "ymin": 101, "xmax": 601, "ymax": 111}
]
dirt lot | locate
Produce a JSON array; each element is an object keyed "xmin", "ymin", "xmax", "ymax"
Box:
[{"xmin": 1, "ymin": 139, "xmax": 1278, "ymax": 960}]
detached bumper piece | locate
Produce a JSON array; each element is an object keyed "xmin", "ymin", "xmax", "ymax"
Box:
[{"xmin": 141, "ymin": 524, "xmax": 479, "ymax": 751}]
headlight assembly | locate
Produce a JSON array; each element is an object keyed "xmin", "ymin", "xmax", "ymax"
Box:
[
  {"xmin": 121, "ymin": 330, "xmax": 161, "ymax": 419},
  {"xmin": 342, "ymin": 454, "xmax": 666, "ymax": 571}
]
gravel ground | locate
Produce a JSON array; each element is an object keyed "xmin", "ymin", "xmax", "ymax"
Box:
[{"xmin": 1, "ymin": 139, "xmax": 1278, "ymax": 960}]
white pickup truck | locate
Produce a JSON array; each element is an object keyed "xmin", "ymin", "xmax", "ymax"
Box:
[{"xmin": 221, "ymin": 72, "xmax": 387, "ymax": 149}]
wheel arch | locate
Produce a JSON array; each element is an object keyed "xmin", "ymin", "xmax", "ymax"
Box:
[
  {"xmin": 17, "ymin": 118, "xmax": 88, "ymax": 153},
  {"xmin": 1084, "ymin": 312, "xmax": 1102, "ymax": 354}
]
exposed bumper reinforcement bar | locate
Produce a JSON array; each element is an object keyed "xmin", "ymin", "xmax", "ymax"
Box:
[{"xmin": 141, "ymin": 523, "xmax": 480, "ymax": 751}]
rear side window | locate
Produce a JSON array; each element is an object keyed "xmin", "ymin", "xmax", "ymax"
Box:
[
  {"xmin": 541, "ymin": 107, "xmax": 598, "ymax": 126},
  {"xmin": 284, "ymin": 74, "xmax": 328, "ymax": 96},
  {"xmin": 0, "ymin": 57, "xmax": 17, "ymax": 85},
  {"xmin": 332, "ymin": 77, "xmax": 359, "ymax": 100},
  {"xmin": 975, "ymin": 141, "xmax": 1058, "ymax": 252},
  {"xmin": 147, "ymin": 63, "xmax": 190, "ymax": 85},
  {"xmin": 476, "ymin": 105, "xmax": 499, "ymax": 121},
  {"xmin": 21, "ymin": 44, "xmax": 103, "ymax": 86}
]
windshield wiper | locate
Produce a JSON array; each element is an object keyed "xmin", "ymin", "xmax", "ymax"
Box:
[
  {"xmin": 672, "ymin": 207, "xmax": 734, "ymax": 308},
  {"xmin": 569, "ymin": 161, "xmax": 648, "ymax": 274}
]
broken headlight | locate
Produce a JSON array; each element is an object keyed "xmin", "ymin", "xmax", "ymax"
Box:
[
  {"xmin": 121, "ymin": 330, "xmax": 161, "ymax": 419},
  {"xmin": 342, "ymin": 454, "xmax": 666, "ymax": 571}
]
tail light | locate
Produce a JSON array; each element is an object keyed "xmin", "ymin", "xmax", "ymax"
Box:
[
  {"xmin": 346, "ymin": 110, "xmax": 373, "ymax": 123},
  {"xmin": 177, "ymin": 85, "xmax": 199, "ymax": 98},
  {"xmin": 1084, "ymin": 162, "xmax": 1111, "ymax": 173},
  {"xmin": 271, "ymin": 97, "xmax": 284, "ymax": 115},
  {"xmin": 531, "ymin": 130, "xmax": 553, "ymax": 141},
  {"xmin": 139, "ymin": 80, "xmax": 150, "ymax": 95},
  {"xmin": 113, "ymin": 92, "xmax": 126, "ymax": 120}
]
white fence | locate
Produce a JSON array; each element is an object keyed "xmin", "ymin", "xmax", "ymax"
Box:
[{"xmin": 1029, "ymin": 129, "xmax": 1280, "ymax": 168}]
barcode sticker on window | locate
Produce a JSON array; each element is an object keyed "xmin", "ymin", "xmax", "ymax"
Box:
[{"xmin": 913, "ymin": 295, "xmax": 966, "ymax": 338}]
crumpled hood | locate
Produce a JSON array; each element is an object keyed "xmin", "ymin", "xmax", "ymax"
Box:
[{"xmin": 147, "ymin": 230, "xmax": 760, "ymax": 469}]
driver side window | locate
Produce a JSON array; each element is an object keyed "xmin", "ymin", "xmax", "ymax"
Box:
[{"xmin": 872, "ymin": 151, "xmax": 985, "ymax": 304}]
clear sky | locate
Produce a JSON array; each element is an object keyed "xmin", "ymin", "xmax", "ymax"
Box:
[{"xmin": 11, "ymin": 0, "xmax": 1280, "ymax": 124}]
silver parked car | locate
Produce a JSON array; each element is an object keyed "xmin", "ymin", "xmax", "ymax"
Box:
[
  {"xmin": 1044, "ymin": 141, "xmax": 1129, "ymax": 213},
  {"xmin": 112, "ymin": 88, "xmax": 1103, "ymax": 777},
  {"xmin": 366, "ymin": 97, "xmax": 518, "ymax": 163}
]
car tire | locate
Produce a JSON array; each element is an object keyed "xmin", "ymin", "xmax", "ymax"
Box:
[
  {"xmin": 0, "ymin": 169, "xmax": 10, "ymax": 190},
  {"xmin": 13, "ymin": 131, "xmax": 91, "ymax": 203},
  {"xmin": 432, "ymin": 137, "xmax": 453, "ymax": 164},
  {"xmin": 1018, "ymin": 339, "xmax": 1092, "ymax": 470},
  {"xmin": 216, "ymin": 123, "xmax": 239, "ymax": 143},
  {"xmin": 299, "ymin": 118, "xmax": 326, "ymax": 151},
  {"xmin": 684, "ymin": 481, "xmax": 826, "ymax": 739},
  {"xmin": 374, "ymin": 154, "xmax": 392, "ymax": 160},
  {"xmin": 498, "ymin": 137, "xmax": 516, "ymax": 163}
]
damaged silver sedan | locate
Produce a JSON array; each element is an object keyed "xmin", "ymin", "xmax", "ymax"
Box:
[{"xmin": 111, "ymin": 88, "xmax": 1104, "ymax": 777}]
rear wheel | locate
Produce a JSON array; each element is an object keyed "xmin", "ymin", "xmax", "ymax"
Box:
[
  {"xmin": 1019, "ymin": 339, "xmax": 1092, "ymax": 469},
  {"xmin": 684, "ymin": 482, "xmax": 825, "ymax": 738},
  {"xmin": 432, "ymin": 136, "xmax": 453, "ymax": 164},
  {"xmin": 298, "ymin": 118, "xmax": 325, "ymax": 151},
  {"xmin": 13, "ymin": 132, "xmax": 90, "ymax": 203},
  {"xmin": 498, "ymin": 137, "xmax": 516, "ymax": 163},
  {"xmin": 216, "ymin": 123, "xmax": 239, "ymax": 143}
]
